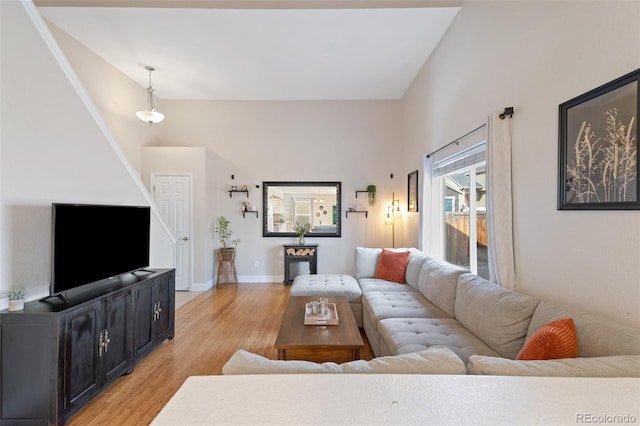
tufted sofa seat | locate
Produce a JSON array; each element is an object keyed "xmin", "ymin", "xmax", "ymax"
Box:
[
  {"xmin": 362, "ymin": 291, "xmax": 450, "ymax": 356},
  {"xmin": 376, "ymin": 318, "xmax": 501, "ymax": 364}
]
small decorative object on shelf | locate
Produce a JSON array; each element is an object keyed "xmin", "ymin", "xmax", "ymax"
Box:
[
  {"xmin": 231, "ymin": 185, "xmax": 237, "ymax": 191},
  {"xmin": 294, "ymin": 222, "xmax": 310, "ymax": 245},
  {"xmin": 241, "ymin": 201, "xmax": 258, "ymax": 218},
  {"xmin": 6, "ymin": 287, "xmax": 26, "ymax": 312},
  {"xmin": 240, "ymin": 184, "xmax": 248, "ymax": 191}
]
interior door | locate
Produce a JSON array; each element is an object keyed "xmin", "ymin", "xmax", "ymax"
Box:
[{"xmin": 152, "ymin": 174, "xmax": 191, "ymax": 290}]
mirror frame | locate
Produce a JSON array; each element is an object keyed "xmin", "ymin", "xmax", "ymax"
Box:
[{"xmin": 263, "ymin": 181, "xmax": 342, "ymax": 237}]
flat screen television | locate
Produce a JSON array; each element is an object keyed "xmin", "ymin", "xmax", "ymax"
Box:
[{"xmin": 51, "ymin": 203, "xmax": 150, "ymax": 296}]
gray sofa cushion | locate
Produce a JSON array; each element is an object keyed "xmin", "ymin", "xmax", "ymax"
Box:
[
  {"xmin": 222, "ymin": 350, "xmax": 342, "ymax": 374},
  {"xmin": 404, "ymin": 248, "xmax": 431, "ymax": 290},
  {"xmin": 377, "ymin": 317, "xmax": 501, "ymax": 365},
  {"xmin": 354, "ymin": 247, "xmax": 382, "ymax": 279},
  {"xmin": 526, "ymin": 300, "xmax": 640, "ymax": 357},
  {"xmin": 454, "ymin": 273, "xmax": 540, "ymax": 359},
  {"xmin": 358, "ymin": 277, "xmax": 417, "ymax": 294},
  {"xmin": 466, "ymin": 354, "xmax": 640, "ymax": 377},
  {"xmin": 342, "ymin": 347, "xmax": 466, "ymax": 374},
  {"xmin": 290, "ymin": 274, "xmax": 362, "ymax": 302},
  {"xmin": 417, "ymin": 258, "xmax": 468, "ymax": 318},
  {"xmin": 362, "ymin": 291, "xmax": 449, "ymax": 328},
  {"xmin": 222, "ymin": 348, "xmax": 467, "ymax": 375}
]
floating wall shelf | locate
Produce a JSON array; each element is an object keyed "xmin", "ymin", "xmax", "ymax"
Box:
[
  {"xmin": 242, "ymin": 211, "xmax": 259, "ymax": 218},
  {"xmin": 346, "ymin": 211, "xmax": 368, "ymax": 218},
  {"xmin": 228, "ymin": 190, "xmax": 249, "ymax": 198},
  {"xmin": 355, "ymin": 190, "xmax": 369, "ymax": 198}
]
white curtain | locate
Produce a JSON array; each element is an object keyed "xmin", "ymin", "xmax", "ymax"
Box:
[
  {"xmin": 486, "ymin": 112, "xmax": 516, "ymax": 289},
  {"xmin": 420, "ymin": 156, "xmax": 444, "ymax": 259}
]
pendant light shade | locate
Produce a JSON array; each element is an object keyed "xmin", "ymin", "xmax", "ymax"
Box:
[{"xmin": 136, "ymin": 66, "xmax": 165, "ymax": 125}]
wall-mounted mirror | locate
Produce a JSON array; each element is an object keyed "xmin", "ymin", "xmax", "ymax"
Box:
[{"xmin": 263, "ymin": 181, "xmax": 341, "ymax": 237}]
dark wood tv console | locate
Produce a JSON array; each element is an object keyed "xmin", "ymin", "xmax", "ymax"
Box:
[{"xmin": 0, "ymin": 268, "xmax": 175, "ymax": 425}]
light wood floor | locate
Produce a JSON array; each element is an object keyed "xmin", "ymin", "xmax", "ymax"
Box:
[{"xmin": 67, "ymin": 282, "xmax": 373, "ymax": 426}]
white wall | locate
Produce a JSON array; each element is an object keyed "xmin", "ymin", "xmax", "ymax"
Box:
[
  {"xmin": 157, "ymin": 100, "xmax": 404, "ymax": 279},
  {"xmin": 46, "ymin": 20, "xmax": 163, "ymax": 175},
  {"xmin": 0, "ymin": 1, "xmax": 174, "ymax": 306},
  {"xmin": 402, "ymin": 1, "xmax": 640, "ymax": 325}
]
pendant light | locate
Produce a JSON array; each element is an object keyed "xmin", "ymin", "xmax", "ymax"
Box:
[{"xmin": 136, "ymin": 65, "xmax": 165, "ymax": 125}]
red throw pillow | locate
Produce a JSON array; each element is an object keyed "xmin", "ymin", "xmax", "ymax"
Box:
[
  {"xmin": 516, "ymin": 318, "xmax": 578, "ymax": 360},
  {"xmin": 374, "ymin": 249, "xmax": 410, "ymax": 284}
]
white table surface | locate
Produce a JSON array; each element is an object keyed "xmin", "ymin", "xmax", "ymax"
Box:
[{"xmin": 152, "ymin": 374, "xmax": 640, "ymax": 425}]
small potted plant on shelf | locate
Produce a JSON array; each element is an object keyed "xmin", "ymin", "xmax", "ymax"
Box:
[
  {"xmin": 367, "ymin": 185, "xmax": 376, "ymax": 206},
  {"xmin": 294, "ymin": 222, "xmax": 310, "ymax": 245},
  {"xmin": 7, "ymin": 287, "xmax": 26, "ymax": 312},
  {"xmin": 215, "ymin": 216, "xmax": 240, "ymax": 261}
]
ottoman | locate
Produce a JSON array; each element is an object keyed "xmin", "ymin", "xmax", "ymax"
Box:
[{"xmin": 290, "ymin": 274, "xmax": 363, "ymax": 327}]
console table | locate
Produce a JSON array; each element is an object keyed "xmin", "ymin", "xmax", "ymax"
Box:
[
  {"xmin": 0, "ymin": 268, "xmax": 175, "ymax": 425},
  {"xmin": 283, "ymin": 244, "xmax": 318, "ymax": 285}
]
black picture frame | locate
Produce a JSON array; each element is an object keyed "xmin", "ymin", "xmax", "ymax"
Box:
[
  {"xmin": 408, "ymin": 170, "xmax": 419, "ymax": 212},
  {"xmin": 558, "ymin": 69, "xmax": 639, "ymax": 210}
]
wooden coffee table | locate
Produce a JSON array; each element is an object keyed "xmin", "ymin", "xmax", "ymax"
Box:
[{"xmin": 274, "ymin": 296, "xmax": 364, "ymax": 362}]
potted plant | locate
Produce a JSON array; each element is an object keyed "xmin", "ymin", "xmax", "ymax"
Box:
[
  {"xmin": 367, "ymin": 184, "xmax": 376, "ymax": 206},
  {"xmin": 7, "ymin": 287, "xmax": 26, "ymax": 312},
  {"xmin": 294, "ymin": 222, "xmax": 310, "ymax": 245},
  {"xmin": 215, "ymin": 216, "xmax": 239, "ymax": 261}
]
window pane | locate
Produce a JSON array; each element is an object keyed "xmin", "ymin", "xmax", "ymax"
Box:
[
  {"xmin": 444, "ymin": 170, "xmax": 471, "ymax": 269},
  {"xmin": 442, "ymin": 163, "xmax": 490, "ymax": 279},
  {"xmin": 475, "ymin": 166, "xmax": 489, "ymax": 279}
]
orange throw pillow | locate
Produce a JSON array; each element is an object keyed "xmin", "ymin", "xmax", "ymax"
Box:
[
  {"xmin": 516, "ymin": 318, "xmax": 578, "ymax": 360},
  {"xmin": 374, "ymin": 249, "xmax": 410, "ymax": 284}
]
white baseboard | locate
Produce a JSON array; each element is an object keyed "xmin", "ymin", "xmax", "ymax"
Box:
[
  {"xmin": 190, "ymin": 279, "xmax": 213, "ymax": 292},
  {"xmin": 189, "ymin": 276, "xmax": 283, "ymax": 290},
  {"xmin": 237, "ymin": 275, "xmax": 283, "ymax": 283}
]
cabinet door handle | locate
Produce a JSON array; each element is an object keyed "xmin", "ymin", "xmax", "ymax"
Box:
[
  {"xmin": 103, "ymin": 329, "xmax": 110, "ymax": 353},
  {"xmin": 153, "ymin": 301, "xmax": 161, "ymax": 321},
  {"xmin": 98, "ymin": 330, "xmax": 104, "ymax": 357}
]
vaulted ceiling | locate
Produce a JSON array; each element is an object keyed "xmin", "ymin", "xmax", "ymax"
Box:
[{"xmin": 37, "ymin": 1, "xmax": 460, "ymax": 101}]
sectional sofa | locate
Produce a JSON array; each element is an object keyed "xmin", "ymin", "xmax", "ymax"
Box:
[{"xmin": 226, "ymin": 247, "xmax": 640, "ymax": 376}]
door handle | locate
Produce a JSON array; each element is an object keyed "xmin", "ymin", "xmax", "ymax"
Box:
[{"xmin": 182, "ymin": 237, "xmax": 188, "ymax": 241}]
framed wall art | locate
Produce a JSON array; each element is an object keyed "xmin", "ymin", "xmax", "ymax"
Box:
[
  {"xmin": 558, "ymin": 68, "xmax": 639, "ymax": 210},
  {"xmin": 408, "ymin": 170, "xmax": 419, "ymax": 212}
]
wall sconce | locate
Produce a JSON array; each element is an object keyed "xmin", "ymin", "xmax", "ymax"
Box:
[{"xmin": 384, "ymin": 192, "xmax": 400, "ymax": 247}]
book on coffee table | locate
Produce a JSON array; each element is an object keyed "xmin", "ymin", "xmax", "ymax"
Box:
[{"xmin": 304, "ymin": 302, "xmax": 339, "ymax": 325}]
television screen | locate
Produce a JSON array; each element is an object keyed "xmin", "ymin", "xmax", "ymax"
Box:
[{"xmin": 52, "ymin": 203, "xmax": 150, "ymax": 294}]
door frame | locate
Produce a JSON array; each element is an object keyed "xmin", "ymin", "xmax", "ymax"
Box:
[{"xmin": 150, "ymin": 172, "xmax": 193, "ymax": 291}]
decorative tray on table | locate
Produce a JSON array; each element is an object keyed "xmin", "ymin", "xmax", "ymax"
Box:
[{"xmin": 304, "ymin": 303, "xmax": 339, "ymax": 325}]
